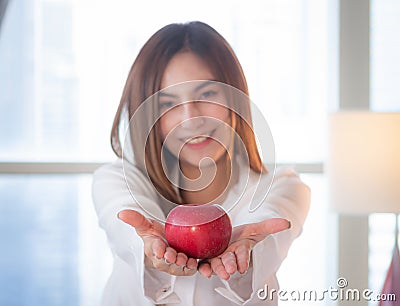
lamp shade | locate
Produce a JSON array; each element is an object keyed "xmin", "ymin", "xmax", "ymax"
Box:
[{"xmin": 328, "ymin": 111, "xmax": 400, "ymax": 214}]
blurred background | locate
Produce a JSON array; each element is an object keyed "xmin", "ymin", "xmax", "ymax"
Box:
[{"xmin": 0, "ymin": 0, "xmax": 399, "ymax": 305}]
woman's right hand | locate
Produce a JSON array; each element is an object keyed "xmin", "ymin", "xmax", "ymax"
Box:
[{"xmin": 118, "ymin": 209, "xmax": 198, "ymax": 276}]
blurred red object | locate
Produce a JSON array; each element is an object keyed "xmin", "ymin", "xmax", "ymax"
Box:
[{"xmin": 378, "ymin": 221, "xmax": 399, "ymax": 306}]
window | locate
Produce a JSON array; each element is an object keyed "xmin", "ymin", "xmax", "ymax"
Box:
[
  {"xmin": 0, "ymin": 175, "xmax": 111, "ymax": 306},
  {"xmin": 370, "ymin": 0, "xmax": 400, "ymax": 112}
]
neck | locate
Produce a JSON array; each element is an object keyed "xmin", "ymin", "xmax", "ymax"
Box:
[{"xmin": 178, "ymin": 154, "xmax": 237, "ymax": 204}]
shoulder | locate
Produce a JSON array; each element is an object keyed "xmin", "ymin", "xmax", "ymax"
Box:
[
  {"xmin": 272, "ymin": 166, "xmax": 310, "ymax": 189},
  {"xmin": 245, "ymin": 165, "xmax": 310, "ymax": 214},
  {"xmin": 94, "ymin": 158, "xmax": 141, "ymax": 180},
  {"xmin": 94, "ymin": 159, "xmax": 150, "ymax": 184},
  {"xmin": 243, "ymin": 164, "xmax": 309, "ymax": 193},
  {"xmin": 268, "ymin": 166, "xmax": 311, "ymax": 221},
  {"xmin": 92, "ymin": 158, "xmax": 158, "ymax": 199},
  {"xmin": 228, "ymin": 165, "xmax": 310, "ymax": 227}
]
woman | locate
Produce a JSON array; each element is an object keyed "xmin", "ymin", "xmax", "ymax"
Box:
[{"xmin": 92, "ymin": 21, "xmax": 310, "ymax": 305}]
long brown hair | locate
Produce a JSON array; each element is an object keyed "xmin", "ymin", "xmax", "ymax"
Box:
[{"xmin": 111, "ymin": 21, "xmax": 266, "ymax": 205}]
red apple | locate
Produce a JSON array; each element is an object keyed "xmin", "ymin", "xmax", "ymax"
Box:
[{"xmin": 165, "ymin": 203, "xmax": 232, "ymax": 259}]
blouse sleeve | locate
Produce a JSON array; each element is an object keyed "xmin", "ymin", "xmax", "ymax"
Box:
[
  {"xmin": 92, "ymin": 159, "xmax": 181, "ymax": 304},
  {"xmin": 215, "ymin": 167, "xmax": 311, "ymax": 305}
]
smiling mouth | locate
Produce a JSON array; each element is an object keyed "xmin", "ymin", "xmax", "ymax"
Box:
[
  {"xmin": 186, "ymin": 136, "xmax": 208, "ymax": 144},
  {"xmin": 181, "ymin": 129, "xmax": 216, "ymax": 145}
]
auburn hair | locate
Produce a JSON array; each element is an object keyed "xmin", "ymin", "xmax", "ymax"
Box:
[{"xmin": 110, "ymin": 21, "xmax": 266, "ymax": 205}]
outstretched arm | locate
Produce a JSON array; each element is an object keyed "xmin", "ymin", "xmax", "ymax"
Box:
[
  {"xmin": 200, "ymin": 167, "xmax": 311, "ymax": 304},
  {"xmin": 198, "ymin": 218, "xmax": 290, "ymax": 279}
]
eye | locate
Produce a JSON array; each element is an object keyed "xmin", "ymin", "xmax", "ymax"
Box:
[
  {"xmin": 159, "ymin": 101, "xmax": 174, "ymax": 110},
  {"xmin": 199, "ymin": 90, "xmax": 217, "ymax": 100}
]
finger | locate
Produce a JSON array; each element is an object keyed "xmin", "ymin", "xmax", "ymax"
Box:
[
  {"xmin": 175, "ymin": 252, "xmax": 188, "ymax": 267},
  {"xmin": 260, "ymin": 218, "xmax": 291, "ymax": 235},
  {"xmin": 211, "ymin": 257, "xmax": 230, "ymax": 280},
  {"xmin": 234, "ymin": 244, "xmax": 251, "ymax": 274},
  {"xmin": 221, "ymin": 252, "xmax": 237, "ymax": 275},
  {"xmin": 186, "ymin": 257, "xmax": 198, "ymax": 270},
  {"xmin": 152, "ymin": 255, "xmax": 169, "ymax": 272},
  {"xmin": 150, "ymin": 237, "xmax": 167, "ymax": 259},
  {"xmin": 164, "ymin": 247, "xmax": 177, "ymax": 264},
  {"xmin": 198, "ymin": 261, "xmax": 212, "ymax": 278},
  {"xmin": 118, "ymin": 210, "xmax": 153, "ymax": 234},
  {"xmin": 182, "ymin": 266, "xmax": 197, "ymax": 276},
  {"xmin": 169, "ymin": 264, "xmax": 196, "ymax": 276},
  {"xmin": 153, "ymin": 257, "xmax": 196, "ymax": 276},
  {"xmin": 150, "ymin": 251, "xmax": 196, "ymax": 276}
]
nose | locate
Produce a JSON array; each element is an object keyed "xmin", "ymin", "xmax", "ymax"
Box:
[{"xmin": 179, "ymin": 102, "xmax": 205, "ymax": 129}]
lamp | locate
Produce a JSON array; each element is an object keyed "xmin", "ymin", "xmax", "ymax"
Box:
[{"xmin": 327, "ymin": 111, "xmax": 400, "ymax": 305}]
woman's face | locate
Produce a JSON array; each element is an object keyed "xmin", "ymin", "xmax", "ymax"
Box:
[{"xmin": 159, "ymin": 52, "xmax": 234, "ymax": 168}]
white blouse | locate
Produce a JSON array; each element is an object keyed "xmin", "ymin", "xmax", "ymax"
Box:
[{"xmin": 92, "ymin": 156, "xmax": 310, "ymax": 306}]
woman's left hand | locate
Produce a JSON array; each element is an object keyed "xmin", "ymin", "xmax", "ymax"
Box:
[{"xmin": 198, "ymin": 218, "xmax": 290, "ymax": 280}]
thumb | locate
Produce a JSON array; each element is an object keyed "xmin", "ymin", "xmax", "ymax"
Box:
[
  {"xmin": 118, "ymin": 209, "xmax": 153, "ymax": 233},
  {"xmin": 259, "ymin": 218, "xmax": 291, "ymax": 235},
  {"xmin": 238, "ymin": 218, "xmax": 291, "ymax": 241}
]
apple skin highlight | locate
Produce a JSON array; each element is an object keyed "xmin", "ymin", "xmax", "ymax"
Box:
[{"xmin": 165, "ymin": 204, "xmax": 232, "ymax": 259}]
